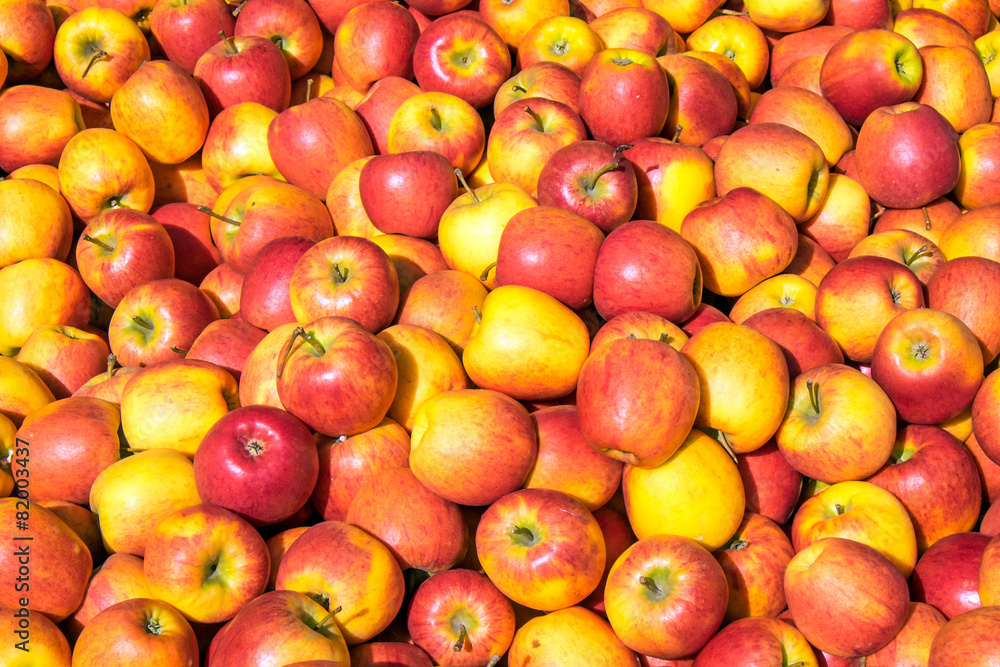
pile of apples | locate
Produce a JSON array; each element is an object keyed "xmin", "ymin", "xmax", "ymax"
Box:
[{"xmin": 4, "ymin": 0, "xmax": 1000, "ymax": 664}]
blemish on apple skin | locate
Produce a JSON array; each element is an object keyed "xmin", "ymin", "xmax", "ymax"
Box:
[{"xmin": 532, "ymin": 640, "xmax": 541, "ymax": 648}]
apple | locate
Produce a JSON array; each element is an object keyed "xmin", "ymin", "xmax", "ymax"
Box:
[
  {"xmin": 200, "ymin": 261, "xmax": 244, "ymax": 318},
  {"xmin": 354, "ymin": 75, "xmax": 423, "ymax": 155},
  {"xmin": 713, "ymin": 512, "xmax": 795, "ymax": 623},
  {"xmin": 605, "ymin": 534, "xmax": 728, "ymax": 660},
  {"xmin": 194, "ymin": 404, "xmax": 318, "ymax": 526},
  {"xmin": 928, "ymin": 606, "xmax": 1000, "ymax": 667},
  {"xmin": 350, "ymin": 643, "xmax": 433, "ymax": 667},
  {"xmin": 588, "ymin": 7, "xmax": 673, "ymax": 57},
  {"xmin": 517, "ymin": 16, "xmax": 605, "ymax": 76},
  {"xmin": 396, "ymin": 270, "xmax": 489, "ymax": 355},
  {"xmin": 694, "ymin": 617, "xmax": 817, "ymax": 667},
  {"xmin": 578, "ymin": 47, "xmax": 669, "ymax": 147},
  {"xmin": 194, "ymin": 33, "xmax": 292, "ymax": 116},
  {"xmin": 0, "ymin": 177, "xmax": 72, "ymax": 270},
  {"xmin": 847, "ymin": 228, "xmax": 946, "ymax": 285},
  {"xmin": 937, "ymin": 203, "xmax": 1000, "ymax": 263},
  {"xmin": 0, "ymin": 85, "xmax": 83, "ymax": 173},
  {"xmin": 476, "ymin": 487, "xmax": 604, "ymax": 611},
  {"xmin": 332, "ymin": 0, "xmax": 420, "ymax": 93},
  {"xmin": 590, "ymin": 311, "xmax": 688, "ymax": 353},
  {"xmin": 149, "ymin": 0, "xmax": 235, "ymax": 74},
  {"xmin": 15, "ymin": 325, "xmax": 111, "ymax": 399},
  {"xmin": 0, "ymin": 356, "xmax": 56, "ymax": 427},
  {"xmin": 0, "ymin": 0, "xmax": 56, "ymax": 84},
  {"xmin": 0, "ymin": 258, "xmax": 92, "ymax": 358},
  {"xmin": 493, "ymin": 61, "xmax": 582, "ymax": 117},
  {"xmin": 736, "ymin": 439, "xmax": 803, "ymax": 525},
  {"xmin": 369, "ymin": 234, "xmax": 450, "ymax": 305},
  {"xmin": 974, "ymin": 369, "xmax": 1000, "ymax": 466},
  {"xmin": 622, "ymin": 428, "xmax": 745, "ymax": 551},
  {"xmin": 910, "ymin": 531, "xmax": 991, "ymax": 619},
  {"xmin": 769, "ymin": 24, "xmax": 852, "ymax": 86},
  {"xmin": 71, "ymin": 598, "xmax": 199, "ymax": 666},
  {"xmin": 346, "ymin": 466, "xmax": 467, "ymax": 573},
  {"xmin": 894, "ymin": 7, "xmax": 977, "ymax": 50},
  {"xmin": 622, "ymin": 137, "xmax": 717, "ymax": 234},
  {"xmin": 237, "ymin": 236, "xmax": 315, "ymax": 332},
  {"xmin": 744, "ymin": 0, "xmax": 829, "ymax": 32},
  {"xmin": 741, "ymin": 306, "xmax": 844, "ymax": 378},
  {"xmin": 201, "ymin": 102, "xmax": 285, "ymax": 193},
  {"xmin": 914, "ymin": 44, "xmax": 992, "ymax": 134},
  {"xmin": 152, "ymin": 202, "xmax": 222, "ymax": 285},
  {"xmin": 388, "ymin": 91, "xmax": 486, "ymax": 177},
  {"xmin": 407, "ymin": 568, "xmax": 516, "ymax": 666},
  {"xmin": 358, "ymin": 151, "xmax": 458, "ymax": 239},
  {"xmin": 412, "ymin": 12, "xmax": 511, "ymax": 109},
  {"xmin": 748, "ymin": 85, "xmax": 854, "ymax": 168},
  {"xmin": 233, "ymin": 0, "xmax": 324, "ymax": 80},
  {"xmin": 508, "ymin": 605, "xmax": 638, "ymax": 665},
  {"xmin": 657, "ymin": 54, "xmax": 737, "ymax": 147}
]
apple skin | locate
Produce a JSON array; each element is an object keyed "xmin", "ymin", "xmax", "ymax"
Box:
[
  {"xmin": 0, "ymin": 0, "xmax": 56, "ymax": 84},
  {"xmin": 239, "ymin": 236, "xmax": 316, "ymax": 332},
  {"xmin": 346, "ymin": 466, "xmax": 467, "ymax": 573},
  {"xmin": 508, "ymin": 605, "xmax": 638, "ymax": 666},
  {"xmin": 847, "ymin": 228, "xmax": 946, "ymax": 286},
  {"xmin": 819, "ymin": 29, "xmax": 924, "ymax": 127},
  {"xmin": 333, "ymin": 0, "xmax": 420, "ymax": 93},
  {"xmin": 71, "ymin": 597, "xmax": 199, "ymax": 667},
  {"xmin": 593, "ymin": 220, "xmax": 702, "ymax": 324},
  {"xmin": 974, "ymin": 370, "xmax": 1000, "ymax": 466},
  {"xmin": 407, "ymin": 568, "xmax": 516, "ymax": 667},
  {"xmin": 201, "ymin": 102, "xmax": 285, "ymax": 193},
  {"xmin": 742, "ymin": 307, "xmax": 844, "ymax": 379},
  {"xmin": 928, "ymin": 256, "xmax": 1000, "ymax": 365},
  {"xmin": 15, "ymin": 325, "xmax": 112, "ymax": 400},
  {"xmin": 910, "ymin": 531, "xmax": 990, "ymax": 620},
  {"xmin": 981, "ymin": 532, "xmax": 1000, "ymax": 605},
  {"xmin": 494, "ymin": 61, "xmax": 582, "ymax": 118},
  {"xmin": 657, "ymin": 54, "xmax": 737, "ymax": 148},
  {"xmin": 396, "ymin": 270, "xmax": 489, "ymax": 355},
  {"xmin": 369, "ymin": 234, "xmax": 449, "ymax": 307},
  {"xmin": 354, "ymin": 75, "xmax": 423, "ymax": 155},
  {"xmin": 693, "ymin": 617, "xmax": 817, "ymax": 667},
  {"xmin": 591, "ymin": 312, "xmax": 688, "ymax": 354},
  {"xmin": 149, "ymin": 0, "xmax": 236, "ymax": 74},
  {"xmin": 274, "ymin": 520, "xmax": 405, "ymax": 646},
  {"xmin": 193, "ymin": 34, "xmax": 292, "ymax": 117},
  {"xmin": 200, "ymin": 262, "xmax": 244, "ymax": 319},
  {"xmin": 0, "ymin": 85, "xmax": 83, "ymax": 173},
  {"xmin": 578, "ymin": 48, "xmax": 670, "ymax": 147},
  {"xmin": 233, "ymin": 0, "xmax": 324, "ymax": 81},
  {"xmin": 747, "ymin": 85, "xmax": 854, "ymax": 168},
  {"xmin": 605, "ymin": 534, "xmax": 728, "ymax": 660},
  {"xmin": 576, "ymin": 337, "xmax": 699, "ymax": 469},
  {"xmin": 350, "ymin": 643, "xmax": 433, "ymax": 667},
  {"xmin": 855, "ymin": 102, "xmax": 961, "ymax": 210},
  {"xmin": 0, "ymin": 177, "xmax": 73, "ymax": 270},
  {"xmin": 152, "ymin": 202, "xmax": 222, "ymax": 286},
  {"xmin": 714, "ymin": 512, "xmax": 795, "ymax": 624},
  {"xmin": 866, "ymin": 425, "xmax": 982, "ymax": 552},
  {"xmin": 193, "ymin": 405, "xmax": 319, "ymax": 527},
  {"xmin": 785, "ymin": 537, "xmax": 910, "ymax": 658},
  {"xmin": 769, "ymin": 24, "xmax": 853, "ymax": 86},
  {"xmin": 735, "ymin": 439, "xmax": 803, "ymax": 526},
  {"xmin": 928, "ymin": 606, "xmax": 1000, "ymax": 667},
  {"xmin": 358, "ymin": 151, "xmax": 458, "ymax": 239}
]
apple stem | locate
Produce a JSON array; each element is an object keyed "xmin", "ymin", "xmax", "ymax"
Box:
[
  {"xmin": 81, "ymin": 49, "xmax": 108, "ymax": 79},
  {"xmin": 806, "ymin": 379, "xmax": 820, "ymax": 414},
  {"xmin": 720, "ymin": 9, "xmax": 748, "ymax": 16},
  {"xmin": 311, "ymin": 605, "xmax": 342, "ymax": 631},
  {"xmin": 922, "ymin": 206, "xmax": 932, "ymax": 231},
  {"xmin": 217, "ymin": 30, "xmax": 238, "ymax": 54},
  {"xmin": 146, "ymin": 617, "xmax": 163, "ymax": 635},
  {"xmin": 904, "ymin": 244, "xmax": 930, "ymax": 265},
  {"xmin": 131, "ymin": 315, "xmax": 154, "ymax": 331},
  {"xmin": 106, "ymin": 353, "xmax": 117, "ymax": 379},
  {"xmin": 230, "ymin": 2, "xmax": 245, "ymax": 17},
  {"xmin": 454, "ymin": 168, "xmax": 479, "ymax": 202},
  {"xmin": 275, "ymin": 326, "xmax": 326, "ymax": 379},
  {"xmin": 305, "ymin": 78, "xmax": 313, "ymax": 102},
  {"xmin": 81, "ymin": 234, "xmax": 114, "ymax": 252},
  {"xmin": 639, "ymin": 575, "xmax": 662, "ymax": 596},
  {"xmin": 430, "ymin": 105, "xmax": 443, "ymax": 131},
  {"xmin": 587, "ymin": 145, "xmax": 631, "ymax": 192},
  {"xmin": 835, "ymin": 503, "xmax": 846, "ymax": 515},
  {"xmin": 523, "ymin": 104, "xmax": 544, "ymax": 131},
  {"xmin": 472, "ymin": 305, "xmax": 481, "ymax": 324},
  {"xmin": 669, "ymin": 124, "xmax": 683, "ymax": 144},
  {"xmin": 486, "ymin": 656, "xmax": 501, "ymax": 667},
  {"xmin": 858, "ymin": 657, "xmax": 867, "ymax": 667},
  {"xmin": 170, "ymin": 345, "xmax": 187, "ymax": 355},
  {"xmin": 725, "ymin": 539, "xmax": 749, "ymax": 551},
  {"xmin": 715, "ymin": 430, "xmax": 738, "ymax": 465},
  {"xmin": 627, "ymin": 333, "xmax": 637, "ymax": 339},
  {"xmin": 453, "ymin": 624, "xmax": 468, "ymax": 652},
  {"xmin": 197, "ymin": 205, "xmax": 241, "ymax": 227},
  {"xmin": 658, "ymin": 332, "xmax": 672, "ymax": 344},
  {"xmin": 512, "ymin": 84, "xmax": 527, "ymax": 93},
  {"xmin": 509, "ymin": 525, "xmax": 534, "ymax": 541},
  {"xmin": 871, "ymin": 204, "xmax": 886, "ymax": 220},
  {"xmin": 331, "ymin": 263, "xmax": 348, "ymax": 284},
  {"xmin": 479, "ymin": 262, "xmax": 496, "ymax": 283}
]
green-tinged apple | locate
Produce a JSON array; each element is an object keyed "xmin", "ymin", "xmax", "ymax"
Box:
[
  {"xmin": 714, "ymin": 513, "xmax": 795, "ymax": 623},
  {"xmin": 276, "ymin": 520, "xmax": 405, "ymax": 645},
  {"xmin": 107, "ymin": 277, "xmax": 220, "ymax": 367},
  {"xmin": 0, "ymin": 85, "xmax": 83, "ymax": 173},
  {"xmin": 785, "ymin": 538, "xmax": 910, "ymax": 657},
  {"xmin": 57, "ymin": 127, "xmax": 155, "ymax": 223},
  {"xmin": 868, "ymin": 424, "xmax": 982, "ymax": 551},
  {"xmin": 396, "ymin": 270, "xmax": 489, "ymax": 354},
  {"xmin": 201, "ymin": 102, "xmax": 285, "ymax": 192},
  {"xmin": 288, "ymin": 235, "xmax": 399, "ymax": 333},
  {"xmin": 493, "ymin": 61, "xmax": 582, "ymax": 117},
  {"xmin": 605, "ymin": 534, "xmax": 728, "ymax": 660},
  {"xmin": 209, "ymin": 590, "xmax": 350, "ymax": 666},
  {"xmin": 267, "ymin": 95, "xmax": 374, "ymax": 200},
  {"xmin": 578, "ymin": 48, "xmax": 668, "ymax": 147},
  {"xmin": 413, "ymin": 12, "xmax": 511, "ymax": 109},
  {"xmin": 358, "ymin": 151, "xmax": 458, "ymax": 239},
  {"xmin": 388, "ymin": 91, "xmax": 486, "ymax": 175},
  {"xmin": 791, "ymin": 480, "xmax": 918, "ymax": 576},
  {"xmin": 193, "ymin": 34, "xmax": 291, "ymax": 116},
  {"xmin": 120, "ymin": 358, "xmax": 239, "ymax": 456},
  {"xmin": 76, "ymin": 208, "xmax": 176, "ymax": 308},
  {"xmin": 476, "ymin": 488, "xmax": 604, "ymax": 611},
  {"xmin": 144, "ymin": 504, "xmax": 269, "ymax": 623},
  {"xmin": 714, "ymin": 123, "xmax": 829, "ymax": 223},
  {"xmin": 233, "ymin": 0, "xmax": 324, "ymax": 80},
  {"xmin": 376, "ymin": 324, "xmax": 467, "ymax": 431},
  {"xmin": 656, "ymin": 54, "xmax": 737, "ymax": 147},
  {"xmin": 911, "ymin": 532, "xmax": 991, "ymax": 618},
  {"xmin": 686, "ymin": 14, "xmax": 770, "ymax": 90},
  {"xmin": 309, "ymin": 418, "xmax": 410, "ymax": 522},
  {"xmin": 0, "ymin": 498, "xmax": 91, "ymax": 622},
  {"xmin": 680, "ymin": 322, "xmax": 789, "ymax": 455},
  {"xmin": 347, "ymin": 467, "xmax": 466, "ymax": 573},
  {"xmin": 16, "ymin": 325, "xmax": 111, "ymax": 398},
  {"xmin": 332, "ymin": 0, "xmax": 419, "ymax": 93},
  {"xmin": 487, "ymin": 97, "xmax": 587, "ymax": 195},
  {"xmin": 462, "ymin": 284, "xmax": 590, "ymax": 401},
  {"xmin": 409, "ymin": 388, "xmax": 536, "ymax": 506},
  {"xmin": 777, "ymin": 363, "xmax": 898, "ymax": 482},
  {"xmin": 517, "ymin": 16, "xmax": 604, "ymax": 76},
  {"xmin": 814, "ymin": 255, "xmax": 925, "ymax": 363},
  {"xmin": 820, "ymin": 29, "xmax": 923, "ymax": 127},
  {"xmin": 871, "ymin": 308, "xmax": 984, "ymax": 424},
  {"xmin": 205, "ymin": 179, "xmax": 332, "ymax": 275},
  {"xmin": 728, "ymin": 275, "xmax": 817, "ymax": 324},
  {"xmin": 575, "ymin": 337, "xmax": 698, "ymax": 468},
  {"xmin": 407, "ymin": 568, "xmax": 516, "ymax": 666},
  {"xmin": 149, "ymin": 0, "xmax": 235, "ymax": 74},
  {"xmin": 0, "ymin": 258, "xmax": 92, "ymax": 357},
  {"xmin": 593, "ymin": 220, "xmax": 702, "ymax": 322},
  {"xmin": 693, "ymin": 617, "xmax": 817, "ymax": 667},
  {"xmin": 0, "ymin": 178, "xmax": 72, "ymax": 269},
  {"xmin": 622, "ymin": 428, "xmax": 744, "ymax": 550},
  {"xmin": 681, "ymin": 187, "xmax": 798, "ymax": 297},
  {"xmin": 71, "ymin": 598, "xmax": 199, "ymax": 667},
  {"xmin": 53, "ymin": 7, "xmax": 150, "ymax": 104},
  {"xmin": 194, "ymin": 404, "xmax": 318, "ymax": 526},
  {"xmin": 275, "ymin": 316, "xmax": 397, "ymax": 437},
  {"xmin": 855, "ymin": 102, "xmax": 961, "ymax": 209}
]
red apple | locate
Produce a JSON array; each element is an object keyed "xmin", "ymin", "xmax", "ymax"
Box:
[
  {"xmin": 152, "ymin": 203, "xmax": 223, "ymax": 286},
  {"xmin": 332, "ymin": 0, "xmax": 420, "ymax": 93},
  {"xmin": 578, "ymin": 47, "xmax": 669, "ymax": 146},
  {"xmin": 239, "ymin": 236, "xmax": 316, "ymax": 332},
  {"xmin": 193, "ymin": 34, "xmax": 292, "ymax": 117},
  {"xmin": 149, "ymin": 0, "xmax": 236, "ymax": 74},
  {"xmin": 358, "ymin": 151, "xmax": 458, "ymax": 239},
  {"xmin": 910, "ymin": 531, "xmax": 990, "ymax": 620},
  {"xmin": 735, "ymin": 439, "xmax": 803, "ymax": 525}
]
